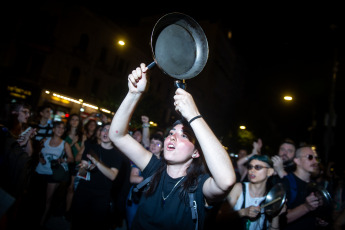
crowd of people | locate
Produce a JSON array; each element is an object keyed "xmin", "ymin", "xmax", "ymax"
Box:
[{"xmin": 1, "ymin": 62, "xmax": 345, "ymax": 230}]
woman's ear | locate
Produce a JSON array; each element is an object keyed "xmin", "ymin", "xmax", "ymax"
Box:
[
  {"xmin": 192, "ymin": 149, "xmax": 200, "ymax": 159},
  {"xmin": 267, "ymin": 168, "xmax": 275, "ymax": 177}
]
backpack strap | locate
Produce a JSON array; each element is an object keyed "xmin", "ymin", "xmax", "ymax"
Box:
[
  {"xmin": 241, "ymin": 182, "xmax": 246, "ymax": 209},
  {"xmin": 133, "ymin": 175, "xmax": 153, "ymax": 192},
  {"xmin": 286, "ymin": 173, "xmax": 297, "ymax": 206},
  {"xmin": 188, "ymin": 192, "xmax": 198, "ymax": 230}
]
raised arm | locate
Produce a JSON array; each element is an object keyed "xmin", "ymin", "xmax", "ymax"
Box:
[
  {"xmin": 141, "ymin": 115, "xmax": 150, "ymax": 149},
  {"xmin": 109, "ymin": 64, "xmax": 152, "ymax": 170},
  {"xmin": 173, "ymin": 88, "xmax": 236, "ymax": 201}
]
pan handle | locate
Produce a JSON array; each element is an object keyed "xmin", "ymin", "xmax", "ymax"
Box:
[
  {"xmin": 147, "ymin": 62, "xmax": 156, "ymax": 70},
  {"xmin": 174, "ymin": 80, "xmax": 186, "ymax": 90}
]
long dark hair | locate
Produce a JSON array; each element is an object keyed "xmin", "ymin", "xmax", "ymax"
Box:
[
  {"xmin": 63, "ymin": 113, "xmax": 83, "ymax": 141},
  {"xmin": 84, "ymin": 119, "xmax": 98, "ymax": 141},
  {"xmin": 145, "ymin": 119, "xmax": 208, "ymax": 199}
]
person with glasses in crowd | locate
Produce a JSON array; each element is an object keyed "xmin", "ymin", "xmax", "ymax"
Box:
[
  {"xmin": 280, "ymin": 146, "xmax": 327, "ymax": 230},
  {"xmin": 125, "ymin": 132, "xmax": 165, "ymax": 229},
  {"xmin": 225, "ymin": 155, "xmax": 284, "ymax": 230}
]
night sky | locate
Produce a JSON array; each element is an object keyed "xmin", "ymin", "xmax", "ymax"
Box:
[
  {"xmin": 3, "ymin": 1, "xmax": 345, "ymax": 157},
  {"xmin": 84, "ymin": 2, "xmax": 345, "ymax": 153}
]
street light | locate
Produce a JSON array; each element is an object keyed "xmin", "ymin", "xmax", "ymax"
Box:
[{"xmin": 284, "ymin": 96, "xmax": 293, "ymax": 101}]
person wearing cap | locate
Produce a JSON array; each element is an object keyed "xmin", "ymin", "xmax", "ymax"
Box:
[{"xmin": 226, "ymin": 155, "xmax": 285, "ymax": 230}]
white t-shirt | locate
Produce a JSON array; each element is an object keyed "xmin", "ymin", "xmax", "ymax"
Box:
[{"xmin": 35, "ymin": 137, "xmax": 65, "ymax": 175}]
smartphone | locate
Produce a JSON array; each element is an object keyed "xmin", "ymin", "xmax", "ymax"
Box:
[{"xmin": 19, "ymin": 127, "xmax": 32, "ymax": 137}]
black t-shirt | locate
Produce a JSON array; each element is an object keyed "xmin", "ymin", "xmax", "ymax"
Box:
[
  {"xmin": 79, "ymin": 142, "xmax": 123, "ymax": 191},
  {"xmin": 281, "ymin": 173, "xmax": 317, "ymax": 230},
  {"xmin": 131, "ymin": 155, "xmax": 210, "ymax": 230}
]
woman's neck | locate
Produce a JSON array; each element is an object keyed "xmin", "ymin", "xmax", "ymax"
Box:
[
  {"xmin": 69, "ymin": 127, "xmax": 77, "ymax": 136},
  {"xmin": 249, "ymin": 182, "xmax": 267, "ymax": 197},
  {"xmin": 166, "ymin": 162, "xmax": 190, "ymax": 179}
]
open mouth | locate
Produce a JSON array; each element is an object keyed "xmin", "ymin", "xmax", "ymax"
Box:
[{"xmin": 167, "ymin": 143, "xmax": 175, "ymax": 150}]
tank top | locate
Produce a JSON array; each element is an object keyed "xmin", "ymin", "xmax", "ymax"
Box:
[
  {"xmin": 35, "ymin": 137, "xmax": 65, "ymax": 175},
  {"xmin": 233, "ymin": 182, "xmax": 267, "ymax": 230}
]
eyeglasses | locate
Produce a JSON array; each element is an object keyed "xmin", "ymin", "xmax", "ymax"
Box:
[
  {"xmin": 247, "ymin": 164, "xmax": 270, "ymax": 171},
  {"xmin": 20, "ymin": 109, "xmax": 30, "ymax": 115},
  {"xmin": 150, "ymin": 142, "xmax": 162, "ymax": 147},
  {"xmin": 300, "ymin": 154, "xmax": 319, "ymax": 162}
]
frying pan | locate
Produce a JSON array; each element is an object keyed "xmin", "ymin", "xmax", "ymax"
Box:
[
  {"xmin": 307, "ymin": 182, "xmax": 333, "ymax": 222},
  {"xmin": 261, "ymin": 183, "xmax": 286, "ymax": 216},
  {"xmin": 147, "ymin": 12, "xmax": 209, "ymax": 88}
]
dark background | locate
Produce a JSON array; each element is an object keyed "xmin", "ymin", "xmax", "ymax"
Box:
[{"xmin": 2, "ymin": 1, "xmax": 344, "ymax": 161}]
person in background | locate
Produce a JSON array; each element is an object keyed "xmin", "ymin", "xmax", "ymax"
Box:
[
  {"xmin": 225, "ymin": 155, "xmax": 284, "ymax": 230},
  {"xmin": 237, "ymin": 139, "xmax": 263, "ymax": 182},
  {"xmin": 280, "ymin": 146, "xmax": 325, "ymax": 230},
  {"xmin": 125, "ymin": 133, "xmax": 164, "ymax": 229},
  {"xmin": 132, "ymin": 115, "xmax": 150, "ymax": 150},
  {"xmin": 109, "ymin": 63, "xmax": 236, "ymax": 230},
  {"xmin": 70, "ymin": 123, "xmax": 124, "ymax": 230},
  {"xmin": 0, "ymin": 102, "xmax": 37, "ymax": 229},
  {"xmin": 271, "ymin": 138, "xmax": 296, "ymax": 179},
  {"xmin": 83, "ymin": 119, "xmax": 98, "ymax": 142},
  {"xmin": 34, "ymin": 121, "xmax": 74, "ymax": 227},
  {"xmin": 33, "ymin": 104, "xmax": 53, "ymax": 145},
  {"xmin": 63, "ymin": 113, "xmax": 84, "ymax": 218}
]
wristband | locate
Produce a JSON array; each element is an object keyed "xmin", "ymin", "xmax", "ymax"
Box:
[
  {"xmin": 142, "ymin": 123, "xmax": 150, "ymax": 128},
  {"xmin": 188, "ymin": 115, "xmax": 202, "ymax": 125}
]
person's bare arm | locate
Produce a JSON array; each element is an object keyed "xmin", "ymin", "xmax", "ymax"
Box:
[
  {"xmin": 141, "ymin": 115, "xmax": 150, "ymax": 149},
  {"xmin": 109, "ymin": 64, "xmax": 152, "ymax": 171},
  {"xmin": 173, "ymin": 88, "xmax": 236, "ymax": 201}
]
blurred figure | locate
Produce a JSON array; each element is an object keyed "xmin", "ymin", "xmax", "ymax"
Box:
[
  {"xmin": 33, "ymin": 104, "xmax": 53, "ymax": 144},
  {"xmin": 63, "ymin": 113, "xmax": 84, "ymax": 217},
  {"xmin": 70, "ymin": 123, "xmax": 124, "ymax": 230},
  {"xmin": 83, "ymin": 119, "xmax": 98, "ymax": 142},
  {"xmin": 280, "ymin": 146, "xmax": 325, "ymax": 230},
  {"xmin": 132, "ymin": 115, "xmax": 150, "ymax": 150},
  {"xmin": 0, "ymin": 102, "xmax": 37, "ymax": 229},
  {"xmin": 34, "ymin": 121, "xmax": 73, "ymax": 227},
  {"xmin": 271, "ymin": 138, "xmax": 296, "ymax": 178}
]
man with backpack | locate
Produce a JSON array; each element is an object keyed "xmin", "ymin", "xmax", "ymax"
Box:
[{"xmin": 280, "ymin": 146, "xmax": 326, "ymax": 230}]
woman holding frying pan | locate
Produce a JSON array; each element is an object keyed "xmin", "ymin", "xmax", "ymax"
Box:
[{"xmin": 109, "ymin": 63, "xmax": 236, "ymax": 230}]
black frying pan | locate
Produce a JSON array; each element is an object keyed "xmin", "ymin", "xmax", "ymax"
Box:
[{"xmin": 147, "ymin": 12, "xmax": 209, "ymax": 88}]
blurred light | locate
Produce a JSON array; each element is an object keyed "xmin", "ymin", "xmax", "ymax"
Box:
[
  {"xmin": 65, "ymin": 113, "xmax": 70, "ymax": 118},
  {"xmin": 80, "ymin": 108, "xmax": 85, "ymax": 112},
  {"xmin": 239, "ymin": 126, "xmax": 246, "ymax": 130},
  {"xmin": 45, "ymin": 90, "xmax": 50, "ymax": 94},
  {"xmin": 228, "ymin": 31, "xmax": 232, "ymax": 39},
  {"xmin": 284, "ymin": 96, "xmax": 293, "ymax": 101},
  {"xmin": 101, "ymin": 108, "xmax": 111, "ymax": 114},
  {"xmin": 118, "ymin": 40, "xmax": 125, "ymax": 46},
  {"xmin": 230, "ymin": 153, "xmax": 238, "ymax": 158},
  {"xmin": 149, "ymin": 121, "xmax": 158, "ymax": 127},
  {"xmin": 97, "ymin": 121, "xmax": 103, "ymax": 126},
  {"xmin": 82, "ymin": 103, "xmax": 98, "ymax": 110}
]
